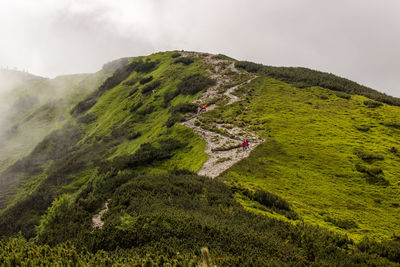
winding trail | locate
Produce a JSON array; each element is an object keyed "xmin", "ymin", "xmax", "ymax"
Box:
[{"xmin": 180, "ymin": 52, "xmax": 264, "ymax": 178}]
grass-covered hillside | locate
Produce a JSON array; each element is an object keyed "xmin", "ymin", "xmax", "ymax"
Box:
[{"xmin": 0, "ymin": 51, "xmax": 399, "ymax": 265}]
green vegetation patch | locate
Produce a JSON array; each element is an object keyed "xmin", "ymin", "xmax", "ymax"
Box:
[
  {"xmin": 174, "ymin": 57, "xmax": 194, "ymax": 65},
  {"xmin": 177, "ymin": 74, "xmax": 215, "ymax": 95},
  {"xmin": 235, "ymin": 60, "xmax": 400, "ymax": 106}
]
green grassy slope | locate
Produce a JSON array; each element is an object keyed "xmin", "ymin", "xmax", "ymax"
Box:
[
  {"xmin": 215, "ymin": 76, "xmax": 400, "ymax": 241},
  {"xmin": 0, "ymin": 51, "xmax": 209, "ymax": 233}
]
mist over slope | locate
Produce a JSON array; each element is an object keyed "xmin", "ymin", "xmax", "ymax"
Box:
[
  {"xmin": 0, "ymin": 69, "xmax": 45, "ymax": 141},
  {"xmin": 0, "ymin": 51, "xmax": 399, "ymax": 265}
]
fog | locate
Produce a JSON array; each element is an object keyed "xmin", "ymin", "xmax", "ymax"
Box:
[{"xmin": 0, "ymin": 0, "xmax": 399, "ymax": 97}]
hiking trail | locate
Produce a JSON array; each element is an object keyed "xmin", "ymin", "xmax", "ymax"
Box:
[
  {"xmin": 180, "ymin": 52, "xmax": 264, "ymax": 178},
  {"xmin": 92, "ymin": 200, "xmax": 109, "ymax": 229}
]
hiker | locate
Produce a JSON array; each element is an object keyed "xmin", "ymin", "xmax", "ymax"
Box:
[
  {"xmin": 196, "ymin": 106, "xmax": 201, "ymax": 114},
  {"xmin": 242, "ymin": 139, "xmax": 249, "ymax": 151},
  {"xmin": 242, "ymin": 141, "xmax": 246, "ymax": 151},
  {"xmin": 203, "ymin": 104, "xmax": 207, "ymax": 112}
]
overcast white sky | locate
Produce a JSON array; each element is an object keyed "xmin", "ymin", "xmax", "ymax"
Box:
[{"xmin": 1, "ymin": 0, "xmax": 399, "ymax": 96}]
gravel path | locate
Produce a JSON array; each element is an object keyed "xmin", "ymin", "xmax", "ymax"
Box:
[
  {"xmin": 180, "ymin": 53, "xmax": 264, "ymax": 178},
  {"xmin": 92, "ymin": 201, "xmax": 109, "ymax": 229}
]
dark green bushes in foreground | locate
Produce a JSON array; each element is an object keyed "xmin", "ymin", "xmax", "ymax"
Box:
[
  {"xmin": 33, "ymin": 171, "xmax": 399, "ymax": 265},
  {"xmin": 235, "ymin": 61, "xmax": 400, "ymax": 106},
  {"xmin": 0, "ymin": 236, "xmax": 198, "ymax": 266},
  {"xmin": 358, "ymin": 237, "xmax": 400, "ymax": 263}
]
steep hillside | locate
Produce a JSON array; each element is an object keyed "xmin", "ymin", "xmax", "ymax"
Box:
[{"xmin": 0, "ymin": 51, "xmax": 399, "ymax": 265}]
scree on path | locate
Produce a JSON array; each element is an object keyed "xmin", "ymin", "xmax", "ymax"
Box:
[{"xmin": 180, "ymin": 52, "xmax": 264, "ymax": 178}]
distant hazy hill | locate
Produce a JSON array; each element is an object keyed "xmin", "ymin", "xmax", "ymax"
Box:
[
  {"xmin": 0, "ymin": 51, "xmax": 399, "ymax": 265},
  {"xmin": 0, "ymin": 69, "xmax": 45, "ymax": 92}
]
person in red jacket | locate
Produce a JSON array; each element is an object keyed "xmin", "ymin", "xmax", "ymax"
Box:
[{"xmin": 203, "ymin": 104, "xmax": 207, "ymax": 112}]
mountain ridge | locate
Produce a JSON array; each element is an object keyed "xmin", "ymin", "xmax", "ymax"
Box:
[{"xmin": 0, "ymin": 51, "xmax": 399, "ymax": 265}]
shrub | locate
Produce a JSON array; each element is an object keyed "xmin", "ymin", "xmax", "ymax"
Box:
[
  {"xmin": 78, "ymin": 113, "xmax": 96, "ymax": 124},
  {"xmin": 253, "ymin": 189, "xmax": 291, "ymax": 211},
  {"xmin": 355, "ymin": 125, "xmax": 371, "ymax": 132},
  {"xmin": 70, "ymin": 97, "xmax": 97, "ymax": 116},
  {"xmin": 131, "ymin": 59, "xmax": 160, "ymax": 73},
  {"xmin": 355, "ymin": 164, "xmax": 383, "ymax": 176},
  {"xmin": 366, "ymin": 175, "xmax": 390, "ymax": 186},
  {"xmin": 177, "ymin": 74, "xmax": 215, "ymax": 95},
  {"xmin": 234, "ymin": 188, "xmax": 298, "ymax": 219},
  {"xmin": 364, "ymin": 100, "xmax": 383, "ymax": 108},
  {"xmin": 171, "ymin": 52, "xmax": 181, "ymax": 58},
  {"xmin": 163, "ymin": 90, "xmax": 179, "ymax": 106},
  {"xmin": 111, "ymin": 126, "xmax": 140, "ymax": 140},
  {"xmin": 381, "ymin": 122, "xmax": 400, "ymax": 129},
  {"xmin": 169, "ymin": 103, "xmax": 197, "ymax": 114},
  {"xmin": 141, "ymin": 80, "xmax": 161, "ymax": 94},
  {"xmin": 354, "ymin": 150, "xmax": 384, "ymax": 162},
  {"xmin": 389, "ymin": 147, "xmax": 399, "ymax": 156},
  {"xmin": 235, "ymin": 61, "xmax": 262, "ymax": 73},
  {"xmin": 123, "ymin": 77, "xmax": 139, "ymax": 86},
  {"xmin": 127, "ymin": 87, "xmax": 138, "ymax": 97},
  {"xmin": 165, "ymin": 103, "xmax": 197, "ymax": 128},
  {"xmin": 139, "ymin": 76, "xmax": 153, "ymax": 85},
  {"xmin": 107, "ymin": 138, "xmax": 186, "ymax": 171},
  {"xmin": 174, "ymin": 57, "xmax": 194, "ymax": 65},
  {"xmin": 130, "ymin": 101, "xmax": 143, "ymax": 113},
  {"xmin": 212, "ymin": 54, "xmax": 234, "ymax": 60},
  {"xmin": 325, "ymin": 217, "xmax": 358, "ymax": 229},
  {"xmin": 137, "ymin": 104, "xmax": 155, "ymax": 115},
  {"xmin": 165, "ymin": 113, "xmax": 183, "ymax": 128},
  {"xmin": 355, "ymin": 164, "xmax": 389, "ymax": 186},
  {"xmin": 336, "ymin": 92, "xmax": 351, "ymax": 100}
]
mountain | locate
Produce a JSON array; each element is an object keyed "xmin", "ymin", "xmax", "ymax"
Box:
[{"xmin": 0, "ymin": 51, "xmax": 399, "ymax": 265}]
